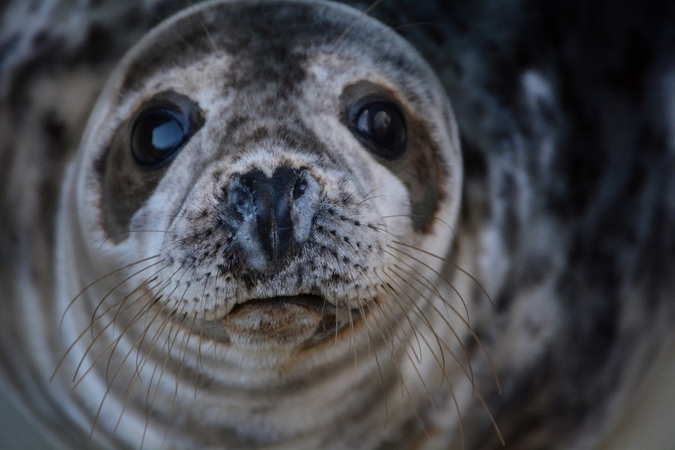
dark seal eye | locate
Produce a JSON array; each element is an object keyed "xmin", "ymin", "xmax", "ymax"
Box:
[
  {"xmin": 350, "ymin": 101, "xmax": 407, "ymax": 159},
  {"xmin": 131, "ymin": 108, "xmax": 190, "ymax": 167}
]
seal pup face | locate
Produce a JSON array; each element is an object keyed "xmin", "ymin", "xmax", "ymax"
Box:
[{"xmin": 64, "ymin": 0, "xmax": 461, "ymax": 362}]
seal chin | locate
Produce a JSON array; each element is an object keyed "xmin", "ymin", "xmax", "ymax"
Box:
[{"xmin": 220, "ymin": 295, "xmax": 363, "ymax": 349}]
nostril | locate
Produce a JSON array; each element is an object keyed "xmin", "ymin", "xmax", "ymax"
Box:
[
  {"xmin": 225, "ymin": 174, "xmax": 256, "ymax": 221},
  {"xmin": 293, "ymin": 178, "xmax": 308, "ymax": 200},
  {"xmin": 232, "ymin": 187, "xmax": 249, "ymax": 211}
]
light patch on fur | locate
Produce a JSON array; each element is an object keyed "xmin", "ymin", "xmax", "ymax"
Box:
[{"xmin": 496, "ymin": 278, "xmax": 561, "ymax": 370}]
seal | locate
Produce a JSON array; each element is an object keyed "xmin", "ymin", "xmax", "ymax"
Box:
[
  {"xmin": 2, "ymin": 1, "xmax": 675, "ymax": 449},
  {"xmin": 5, "ymin": 1, "xmax": 469, "ymax": 448}
]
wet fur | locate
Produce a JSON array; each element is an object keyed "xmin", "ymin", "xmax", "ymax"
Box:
[{"xmin": 1, "ymin": 1, "xmax": 675, "ymax": 449}]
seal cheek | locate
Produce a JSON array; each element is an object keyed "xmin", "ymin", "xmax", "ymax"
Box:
[
  {"xmin": 96, "ymin": 90, "xmax": 204, "ymax": 242},
  {"xmin": 225, "ymin": 299, "xmax": 323, "ymax": 349}
]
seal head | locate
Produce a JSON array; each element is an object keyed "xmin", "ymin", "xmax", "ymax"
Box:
[
  {"xmin": 54, "ymin": 1, "xmax": 462, "ymax": 446},
  {"xmin": 64, "ymin": 0, "xmax": 461, "ymax": 353}
]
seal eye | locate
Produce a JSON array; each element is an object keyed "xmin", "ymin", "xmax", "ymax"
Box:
[
  {"xmin": 351, "ymin": 101, "xmax": 407, "ymax": 159},
  {"xmin": 131, "ymin": 108, "xmax": 189, "ymax": 167}
]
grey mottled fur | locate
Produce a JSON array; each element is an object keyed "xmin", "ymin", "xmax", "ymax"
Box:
[{"xmin": 1, "ymin": 1, "xmax": 674, "ymax": 449}]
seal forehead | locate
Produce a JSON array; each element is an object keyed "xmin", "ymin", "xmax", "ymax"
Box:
[
  {"xmin": 116, "ymin": 0, "xmax": 430, "ymax": 96},
  {"xmin": 118, "ymin": 1, "xmax": 353, "ymax": 96}
]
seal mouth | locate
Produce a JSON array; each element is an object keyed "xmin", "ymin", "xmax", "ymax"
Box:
[
  {"xmin": 227, "ymin": 294, "xmax": 326, "ymax": 313},
  {"xmin": 198, "ymin": 295, "xmax": 364, "ymax": 347}
]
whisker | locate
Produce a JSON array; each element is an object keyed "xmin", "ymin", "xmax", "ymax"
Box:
[
  {"xmin": 111, "ymin": 291, "xmax": 179, "ymax": 437},
  {"xmin": 87, "ymin": 287, "xmax": 161, "ymax": 439},
  {"xmin": 383, "ymin": 265, "xmax": 504, "ymax": 445},
  {"xmin": 386, "ymin": 245, "xmax": 471, "ymax": 330},
  {"xmin": 74, "ymin": 283, "xmax": 161, "ymax": 390},
  {"xmin": 346, "ymin": 300, "xmax": 360, "ymax": 384},
  {"xmin": 380, "ymin": 214, "xmax": 457, "ymax": 239},
  {"xmin": 376, "ymin": 277, "xmax": 424, "ymax": 364},
  {"xmin": 361, "ymin": 284, "xmax": 392, "ymax": 428},
  {"xmin": 71, "ymin": 265, "xmax": 168, "ymax": 382},
  {"xmin": 141, "ymin": 304, "xmax": 191, "ymax": 450},
  {"xmin": 98, "ymin": 230, "xmax": 168, "ymax": 249},
  {"xmin": 394, "ymin": 268, "xmax": 473, "ymax": 385},
  {"xmin": 383, "ymin": 252, "xmax": 477, "ymax": 389},
  {"xmin": 160, "ymin": 310, "xmax": 197, "ymax": 447},
  {"xmin": 376, "ymin": 298, "xmax": 438, "ymax": 442},
  {"xmin": 387, "ymin": 245, "xmax": 501, "ymax": 394},
  {"xmin": 366, "ymin": 222, "xmax": 469, "ymax": 321},
  {"xmin": 52, "ymin": 264, "xmax": 165, "ymax": 383},
  {"xmin": 196, "ymin": 10, "xmax": 219, "ymax": 54},
  {"xmin": 394, "ymin": 240, "xmax": 495, "ymax": 309},
  {"xmin": 134, "ymin": 267, "xmax": 188, "ymax": 374},
  {"xmin": 88, "ymin": 261, "xmax": 165, "ymax": 337},
  {"xmin": 363, "ymin": 288, "xmax": 412, "ymax": 402},
  {"xmin": 379, "ymin": 268, "xmax": 456, "ymax": 392},
  {"xmin": 73, "ymin": 265, "xmax": 183, "ymax": 394},
  {"xmin": 58, "ymin": 255, "xmax": 161, "ymax": 333},
  {"xmin": 331, "ymin": 0, "xmax": 386, "ymax": 50},
  {"xmin": 368, "ymin": 221, "xmax": 499, "ymax": 393}
]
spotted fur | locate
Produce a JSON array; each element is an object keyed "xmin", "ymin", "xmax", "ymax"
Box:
[{"xmin": 1, "ymin": 1, "xmax": 674, "ymax": 449}]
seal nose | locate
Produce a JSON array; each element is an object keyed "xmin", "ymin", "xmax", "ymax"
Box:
[{"xmin": 225, "ymin": 166, "xmax": 320, "ymax": 271}]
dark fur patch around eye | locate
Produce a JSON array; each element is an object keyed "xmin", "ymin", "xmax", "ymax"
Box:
[
  {"xmin": 96, "ymin": 90, "xmax": 204, "ymax": 242},
  {"xmin": 340, "ymin": 81, "xmax": 446, "ymax": 233}
]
